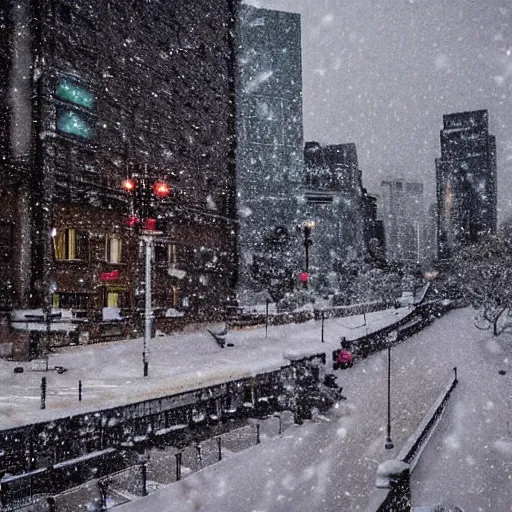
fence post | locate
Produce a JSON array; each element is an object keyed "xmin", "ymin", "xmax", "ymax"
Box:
[
  {"xmin": 40, "ymin": 377, "xmax": 46, "ymax": 410},
  {"xmin": 141, "ymin": 460, "xmax": 148, "ymax": 496},
  {"xmin": 0, "ymin": 483, "xmax": 6, "ymax": 508},
  {"xmin": 78, "ymin": 380, "xmax": 82, "ymax": 401},
  {"xmin": 196, "ymin": 443, "xmax": 202, "ymax": 468},
  {"xmin": 217, "ymin": 437, "xmax": 222, "ymax": 461},
  {"xmin": 175, "ymin": 452, "xmax": 182, "ymax": 481},
  {"xmin": 98, "ymin": 479, "xmax": 108, "ymax": 511},
  {"xmin": 256, "ymin": 423, "xmax": 260, "ymax": 444},
  {"xmin": 321, "ymin": 311, "xmax": 325, "ymax": 343},
  {"xmin": 47, "ymin": 496, "xmax": 56, "ymax": 512}
]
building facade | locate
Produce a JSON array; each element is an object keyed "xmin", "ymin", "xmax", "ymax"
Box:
[
  {"xmin": 380, "ymin": 179, "xmax": 425, "ymax": 264},
  {"xmin": 235, "ymin": 5, "xmax": 304, "ymax": 304},
  {"xmin": 0, "ymin": 0, "xmax": 238, "ymax": 355},
  {"xmin": 436, "ymin": 109, "xmax": 497, "ymax": 259},
  {"xmin": 302, "ymin": 142, "xmax": 367, "ymax": 292}
]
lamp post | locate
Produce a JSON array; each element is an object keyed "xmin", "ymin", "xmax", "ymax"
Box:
[
  {"xmin": 301, "ymin": 220, "xmax": 315, "ymax": 288},
  {"xmin": 122, "ymin": 172, "xmax": 171, "ymax": 377},
  {"xmin": 385, "ymin": 345, "xmax": 394, "ymax": 449}
]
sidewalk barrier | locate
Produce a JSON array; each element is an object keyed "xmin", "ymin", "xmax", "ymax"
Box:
[
  {"xmin": 366, "ymin": 369, "xmax": 459, "ymax": 512},
  {"xmin": 332, "ymin": 300, "xmax": 453, "ymax": 365},
  {"xmin": 228, "ymin": 300, "xmax": 396, "ymax": 330}
]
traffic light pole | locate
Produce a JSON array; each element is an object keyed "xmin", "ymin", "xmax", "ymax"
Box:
[
  {"xmin": 122, "ymin": 172, "xmax": 170, "ymax": 378},
  {"xmin": 141, "ymin": 230, "xmax": 161, "ymax": 377},
  {"xmin": 142, "ymin": 233, "xmax": 152, "ymax": 377}
]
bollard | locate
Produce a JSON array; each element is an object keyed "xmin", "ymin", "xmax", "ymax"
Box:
[
  {"xmin": 175, "ymin": 452, "xmax": 182, "ymax": 481},
  {"xmin": 265, "ymin": 299, "xmax": 269, "ymax": 338},
  {"xmin": 278, "ymin": 414, "xmax": 283, "ymax": 436},
  {"xmin": 321, "ymin": 311, "xmax": 325, "ymax": 343},
  {"xmin": 47, "ymin": 496, "xmax": 56, "ymax": 512},
  {"xmin": 0, "ymin": 483, "xmax": 7, "ymax": 508},
  {"xmin": 40, "ymin": 377, "xmax": 47, "ymax": 410},
  {"xmin": 98, "ymin": 479, "xmax": 108, "ymax": 511},
  {"xmin": 453, "ymin": 367, "xmax": 458, "ymax": 383},
  {"xmin": 217, "ymin": 436, "xmax": 222, "ymax": 461},
  {"xmin": 141, "ymin": 461, "xmax": 148, "ymax": 496},
  {"xmin": 196, "ymin": 443, "xmax": 202, "ymax": 468},
  {"xmin": 256, "ymin": 423, "xmax": 260, "ymax": 444},
  {"xmin": 78, "ymin": 380, "xmax": 82, "ymax": 401}
]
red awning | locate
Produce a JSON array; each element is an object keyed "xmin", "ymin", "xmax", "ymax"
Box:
[{"xmin": 100, "ymin": 270, "xmax": 119, "ymax": 281}]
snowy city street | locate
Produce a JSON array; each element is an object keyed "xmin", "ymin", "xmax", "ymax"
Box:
[
  {"xmin": 1, "ymin": 0, "xmax": 512, "ymax": 511},
  {"xmin": 110, "ymin": 307, "xmax": 512, "ymax": 511},
  {"xmin": 0, "ymin": 307, "xmax": 409, "ymax": 430}
]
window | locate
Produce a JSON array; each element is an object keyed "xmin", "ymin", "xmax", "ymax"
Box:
[
  {"xmin": 52, "ymin": 293, "xmax": 88, "ymax": 310},
  {"xmin": 56, "ymin": 77, "xmax": 95, "ymax": 109},
  {"xmin": 106, "ymin": 292, "xmax": 119, "ymax": 308},
  {"xmin": 57, "ymin": 3, "xmax": 73, "ymax": 24},
  {"xmin": 154, "ymin": 286, "xmax": 180, "ymax": 309},
  {"xmin": 171, "ymin": 286, "xmax": 180, "ymax": 307},
  {"xmin": 57, "ymin": 109, "xmax": 94, "ymax": 139},
  {"xmin": 155, "ymin": 243, "xmax": 178, "ymax": 266},
  {"xmin": 103, "ymin": 288, "xmax": 128, "ymax": 308},
  {"xmin": 105, "ymin": 236, "xmax": 122, "ymax": 263},
  {"xmin": 0, "ymin": 223, "xmax": 13, "ymax": 261},
  {"xmin": 53, "ymin": 228, "xmax": 89, "ymax": 260}
]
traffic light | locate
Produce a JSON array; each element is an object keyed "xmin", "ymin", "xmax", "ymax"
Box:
[
  {"xmin": 153, "ymin": 181, "xmax": 172, "ymax": 198},
  {"xmin": 121, "ymin": 176, "xmax": 172, "ymax": 229}
]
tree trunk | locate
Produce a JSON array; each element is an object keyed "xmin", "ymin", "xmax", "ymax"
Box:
[{"xmin": 493, "ymin": 307, "xmax": 507, "ymax": 336}]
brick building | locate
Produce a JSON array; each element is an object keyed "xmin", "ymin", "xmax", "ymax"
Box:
[{"xmin": 0, "ymin": 0, "xmax": 238, "ymax": 356}]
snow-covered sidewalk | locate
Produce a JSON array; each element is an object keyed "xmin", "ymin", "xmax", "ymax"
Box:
[{"xmin": 0, "ymin": 307, "xmax": 409, "ymax": 430}]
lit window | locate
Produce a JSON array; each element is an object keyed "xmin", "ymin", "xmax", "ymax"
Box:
[
  {"xmin": 56, "ymin": 77, "xmax": 95, "ymax": 109},
  {"xmin": 171, "ymin": 286, "xmax": 180, "ymax": 307},
  {"xmin": 107, "ymin": 292, "xmax": 119, "ymax": 308},
  {"xmin": 105, "ymin": 236, "xmax": 122, "ymax": 263},
  {"xmin": 52, "ymin": 292, "xmax": 88, "ymax": 310},
  {"xmin": 155, "ymin": 243, "xmax": 178, "ymax": 266},
  {"xmin": 57, "ymin": 110, "xmax": 94, "ymax": 139},
  {"xmin": 53, "ymin": 228, "xmax": 89, "ymax": 260},
  {"xmin": 103, "ymin": 289, "xmax": 127, "ymax": 309}
]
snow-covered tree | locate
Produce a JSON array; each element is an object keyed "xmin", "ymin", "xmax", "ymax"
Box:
[{"xmin": 455, "ymin": 236, "xmax": 512, "ymax": 335}]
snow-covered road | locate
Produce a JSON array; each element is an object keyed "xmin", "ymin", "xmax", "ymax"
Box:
[{"xmin": 115, "ymin": 307, "xmax": 511, "ymax": 512}]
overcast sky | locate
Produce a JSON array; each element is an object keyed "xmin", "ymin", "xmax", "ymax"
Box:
[{"xmin": 244, "ymin": 0, "xmax": 512, "ymax": 220}]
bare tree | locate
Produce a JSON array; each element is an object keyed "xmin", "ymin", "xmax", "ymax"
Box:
[{"xmin": 456, "ymin": 236, "xmax": 512, "ymax": 336}]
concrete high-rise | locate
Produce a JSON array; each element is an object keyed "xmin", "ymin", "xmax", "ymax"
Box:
[
  {"xmin": 235, "ymin": 5, "xmax": 304, "ymax": 304},
  {"xmin": 302, "ymin": 142, "xmax": 366, "ymax": 286},
  {"xmin": 436, "ymin": 110, "xmax": 497, "ymax": 259},
  {"xmin": 380, "ymin": 179, "xmax": 425, "ymax": 264}
]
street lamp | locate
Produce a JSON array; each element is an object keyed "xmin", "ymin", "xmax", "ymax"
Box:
[
  {"xmin": 301, "ymin": 220, "xmax": 315, "ymax": 288},
  {"xmin": 121, "ymin": 171, "xmax": 171, "ymax": 377},
  {"xmin": 385, "ymin": 345, "xmax": 394, "ymax": 450}
]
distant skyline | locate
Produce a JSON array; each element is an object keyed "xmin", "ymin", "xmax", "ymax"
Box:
[{"xmin": 244, "ymin": 0, "xmax": 512, "ymax": 220}]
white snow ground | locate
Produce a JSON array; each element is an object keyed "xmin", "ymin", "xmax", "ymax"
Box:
[{"xmin": 0, "ymin": 307, "xmax": 409, "ymax": 430}]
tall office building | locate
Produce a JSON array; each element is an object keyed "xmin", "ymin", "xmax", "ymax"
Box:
[
  {"xmin": 436, "ymin": 110, "xmax": 497, "ymax": 259},
  {"xmin": 380, "ymin": 179, "xmax": 425, "ymax": 263},
  {"xmin": 235, "ymin": 5, "xmax": 304, "ymax": 304},
  {"xmin": 302, "ymin": 142, "xmax": 366, "ymax": 283}
]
